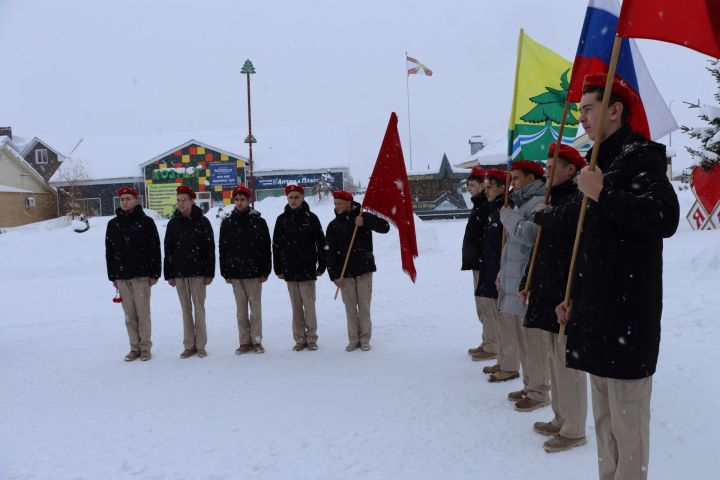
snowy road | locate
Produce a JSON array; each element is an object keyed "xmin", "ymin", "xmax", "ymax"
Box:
[{"xmin": 1, "ymin": 191, "xmax": 718, "ymax": 479}]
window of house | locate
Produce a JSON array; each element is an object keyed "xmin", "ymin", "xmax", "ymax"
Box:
[
  {"xmin": 71, "ymin": 198, "xmax": 101, "ymax": 217},
  {"xmin": 35, "ymin": 149, "xmax": 49, "ymax": 164}
]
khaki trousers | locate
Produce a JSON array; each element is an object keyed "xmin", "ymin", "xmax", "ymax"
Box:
[
  {"xmin": 515, "ymin": 318, "xmax": 551, "ymax": 402},
  {"xmin": 473, "ymin": 271, "xmax": 497, "ymax": 353},
  {"xmin": 543, "ymin": 331, "xmax": 587, "ymax": 439},
  {"xmin": 175, "ymin": 277, "xmax": 208, "ymax": 351},
  {"xmin": 340, "ymin": 272, "xmax": 373, "ymax": 345},
  {"xmin": 286, "ymin": 280, "xmax": 318, "ymax": 345},
  {"xmin": 591, "ymin": 375, "xmax": 652, "ymax": 480},
  {"xmin": 116, "ymin": 277, "xmax": 152, "ymax": 352},
  {"xmin": 231, "ymin": 278, "xmax": 263, "ymax": 346},
  {"xmin": 497, "ymin": 312, "xmax": 520, "ymax": 372}
]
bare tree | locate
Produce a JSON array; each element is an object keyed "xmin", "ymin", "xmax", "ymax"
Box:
[{"xmin": 55, "ymin": 157, "xmax": 90, "ymax": 218}]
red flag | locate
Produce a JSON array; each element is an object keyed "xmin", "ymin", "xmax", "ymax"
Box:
[
  {"xmin": 363, "ymin": 113, "xmax": 418, "ymax": 283},
  {"xmin": 617, "ymin": 0, "xmax": 720, "ymax": 58}
]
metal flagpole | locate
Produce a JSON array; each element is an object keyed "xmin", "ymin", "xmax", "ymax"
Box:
[{"xmin": 405, "ymin": 52, "xmax": 413, "ymax": 170}]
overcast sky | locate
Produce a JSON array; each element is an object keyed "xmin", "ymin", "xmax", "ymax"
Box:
[{"xmin": 0, "ymin": 0, "xmax": 716, "ymax": 181}]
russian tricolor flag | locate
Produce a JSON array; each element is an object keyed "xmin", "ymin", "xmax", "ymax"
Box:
[{"xmin": 568, "ymin": 0, "xmax": 677, "ymax": 141}]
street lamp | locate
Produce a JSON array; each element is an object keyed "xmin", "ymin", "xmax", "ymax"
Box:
[{"xmin": 241, "ymin": 59, "xmax": 256, "ymax": 204}]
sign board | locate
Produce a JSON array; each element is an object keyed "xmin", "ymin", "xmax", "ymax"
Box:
[
  {"xmin": 147, "ymin": 184, "xmax": 178, "ymax": 218},
  {"xmin": 209, "ymin": 163, "xmax": 238, "ymax": 187}
]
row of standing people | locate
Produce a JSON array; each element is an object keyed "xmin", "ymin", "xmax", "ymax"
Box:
[
  {"xmin": 105, "ymin": 183, "xmax": 389, "ymax": 361},
  {"xmin": 461, "ymin": 73, "xmax": 680, "ymax": 479}
]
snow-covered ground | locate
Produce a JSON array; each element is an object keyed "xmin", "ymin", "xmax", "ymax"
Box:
[{"xmin": 1, "ymin": 187, "xmax": 718, "ymax": 480}]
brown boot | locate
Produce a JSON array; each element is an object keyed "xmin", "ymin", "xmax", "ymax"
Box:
[
  {"xmin": 180, "ymin": 348, "xmax": 196, "ymax": 359},
  {"xmin": 345, "ymin": 343, "xmax": 360, "ymax": 352},
  {"xmin": 543, "ymin": 435, "xmax": 588, "ymax": 453},
  {"xmin": 507, "ymin": 389, "xmax": 527, "ymax": 402},
  {"xmin": 533, "ymin": 421, "xmax": 561, "ymax": 437},
  {"xmin": 235, "ymin": 344, "xmax": 253, "ymax": 355},
  {"xmin": 307, "ymin": 343, "xmax": 318, "ymax": 351},
  {"xmin": 360, "ymin": 343, "xmax": 371, "ymax": 351},
  {"xmin": 293, "ymin": 343, "xmax": 306, "ymax": 352},
  {"xmin": 124, "ymin": 350, "xmax": 141, "ymax": 362},
  {"xmin": 471, "ymin": 349, "xmax": 497, "ymax": 361},
  {"xmin": 488, "ymin": 371, "xmax": 520, "ymax": 382},
  {"xmin": 514, "ymin": 396, "xmax": 551, "ymax": 412},
  {"xmin": 140, "ymin": 350, "xmax": 152, "ymax": 361},
  {"xmin": 483, "ymin": 364, "xmax": 501, "ymax": 374},
  {"xmin": 196, "ymin": 349, "xmax": 208, "ymax": 358},
  {"xmin": 467, "ymin": 345, "xmax": 484, "ymax": 355},
  {"xmin": 253, "ymin": 344, "xmax": 265, "ymax": 354}
]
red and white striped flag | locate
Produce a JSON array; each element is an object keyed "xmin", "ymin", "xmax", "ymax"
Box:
[{"xmin": 406, "ymin": 55, "xmax": 433, "ymax": 76}]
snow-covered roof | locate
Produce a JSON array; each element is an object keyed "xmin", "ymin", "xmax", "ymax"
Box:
[
  {"xmin": 18, "ymin": 136, "xmax": 68, "ymax": 160},
  {"xmin": 0, "ymin": 138, "xmax": 55, "ymax": 192},
  {"xmin": 455, "ymin": 134, "xmax": 509, "ymax": 168},
  {"xmin": 46, "ymin": 126, "xmax": 352, "ymax": 182}
]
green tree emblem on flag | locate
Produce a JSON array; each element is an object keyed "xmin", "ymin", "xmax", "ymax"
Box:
[{"xmin": 520, "ymin": 69, "xmax": 578, "ymax": 126}]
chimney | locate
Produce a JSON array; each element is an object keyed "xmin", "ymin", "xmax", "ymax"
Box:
[
  {"xmin": 469, "ymin": 135, "xmax": 485, "ymax": 155},
  {"xmin": 0, "ymin": 127, "xmax": 12, "ymax": 139}
]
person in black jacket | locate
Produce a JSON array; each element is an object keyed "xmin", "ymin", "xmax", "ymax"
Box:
[
  {"xmin": 555, "ymin": 74, "xmax": 680, "ymax": 479},
  {"xmin": 219, "ymin": 185, "xmax": 271, "ymax": 355},
  {"xmin": 326, "ymin": 191, "xmax": 389, "ymax": 352},
  {"xmin": 473, "ymin": 170, "xmax": 507, "ymax": 375},
  {"xmin": 105, "ymin": 187, "xmax": 161, "ymax": 362},
  {"xmin": 462, "ymin": 167, "xmax": 497, "ymax": 361},
  {"xmin": 273, "ymin": 185, "xmax": 326, "ymax": 351},
  {"xmin": 164, "ymin": 185, "xmax": 216, "ymax": 359},
  {"xmin": 518, "ymin": 144, "xmax": 588, "ymax": 453}
]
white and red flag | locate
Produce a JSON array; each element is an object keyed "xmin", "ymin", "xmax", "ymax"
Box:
[
  {"xmin": 406, "ymin": 55, "xmax": 433, "ymax": 76},
  {"xmin": 363, "ymin": 113, "xmax": 419, "ymax": 282}
]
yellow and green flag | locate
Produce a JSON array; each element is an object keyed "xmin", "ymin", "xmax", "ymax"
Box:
[{"xmin": 508, "ymin": 30, "xmax": 578, "ymax": 162}]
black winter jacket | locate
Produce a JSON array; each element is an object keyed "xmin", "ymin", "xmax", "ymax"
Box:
[
  {"xmin": 521, "ymin": 180, "xmax": 582, "ymax": 333},
  {"xmin": 474, "ymin": 196, "xmax": 504, "ymax": 299},
  {"xmin": 105, "ymin": 205, "xmax": 161, "ymax": 281},
  {"xmin": 272, "ymin": 202, "xmax": 326, "ymax": 281},
  {"xmin": 564, "ymin": 126, "xmax": 680, "ymax": 380},
  {"xmin": 326, "ymin": 202, "xmax": 390, "ymax": 280},
  {"xmin": 219, "ymin": 207, "xmax": 271, "ymax": 279},
  {"xmin": 461, "ymin": 193, "xmax": 488, "ymax": 271},
  {"xmin": 163, "ymin": 204, "xmax": 216, "ymax": 279}
]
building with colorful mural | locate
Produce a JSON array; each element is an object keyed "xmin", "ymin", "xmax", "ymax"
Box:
[{"xmin": 140, "ymin": 140, "xmax": 247, "ymax": 217}]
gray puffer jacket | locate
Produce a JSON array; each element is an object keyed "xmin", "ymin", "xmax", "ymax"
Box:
[{"xmin": 497, "ymin": 178, "xmax": 546, "ymax": 315}]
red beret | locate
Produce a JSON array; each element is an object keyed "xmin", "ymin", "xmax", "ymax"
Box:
[
  {"xmin": 484, "ymin": 169, "xmax": 508, "ymax": 183},
  {"xmin": 582, "ymin": 73, "xmax": 639, "ymax": 116},
  {"xmin": 232, "ymin": 185, "xmax": 252, "ymax": 199},
  {"xmin": 284, "ymin": 184, "xmax": 304, "ymax": 195},
  {"xmin": 468, "ymin": 166, "xmax": 486, "ymax": 181},
  {"xmin": 548, "ymin": 144, "xmax": 587, "ymax": 170},
  {"xmin": 332, "ymin": 190, "xmax": 353, "ymax": 201},
  {"xmin": 117, "ymin": 187, "xmax": 139, "ymax": 198},
  {"xmin": 176, "ymin": 185, "xmax": 196, "ymax": 199},
  {"xmin": 511, "ymin": 160, "xmax": 545, "ymax": 178}
]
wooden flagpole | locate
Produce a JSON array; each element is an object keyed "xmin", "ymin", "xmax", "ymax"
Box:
[
  {"xmin": 522, "ymin": 94, "xmax": 573, "ymax": 296},
  {"xmin": 333, "ymin": 204, "xmax": 363, "ymax": 300},
  {"xmin": 558, "ymin": 35, "xmax": 624, "ymax": 341}
]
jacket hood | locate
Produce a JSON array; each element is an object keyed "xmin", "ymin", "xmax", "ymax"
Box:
[
  {"xmin": 230, "ymin": 206, "xmax": 261, "ymax": 219},
  {"xmin": 116, "ymin": 204, "xmax": 144, "ymax": 219},
  {"xmin": 173, "ymin": 203, "xmax": 204, "ymax": 220},
  {"xmin": 335, "ymin": 201, "xmax": 361, "ymax": 219},
  {"xmin": 284, "ymin": 201, "xmax": 310, "ymax": 215},
  {"xmin": 511, "ymin": 177, "xmax": 546, "ymax": 206}
]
